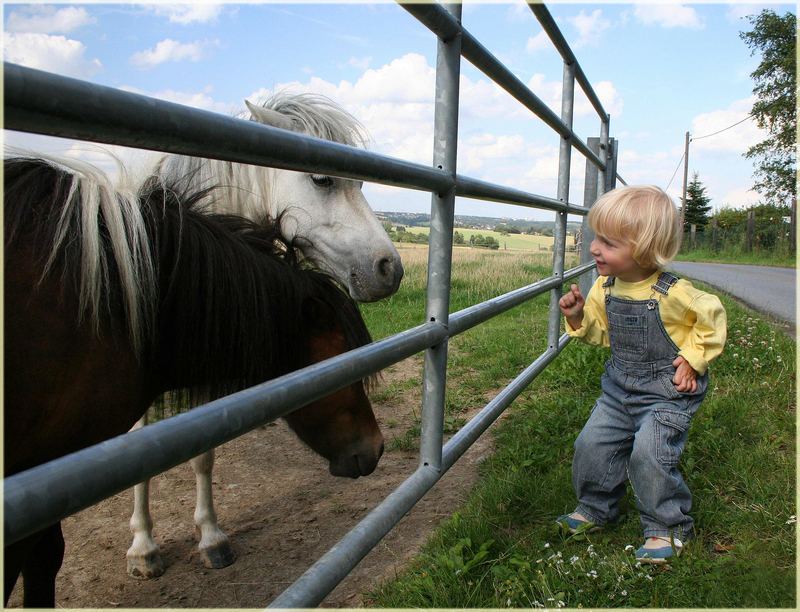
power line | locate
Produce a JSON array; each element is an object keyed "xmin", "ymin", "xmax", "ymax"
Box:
[
  {"xmin": 691, "ymin": 113, "xmax": 755, "ymax": 141},
  {"xmin": 665, "ymin": 151, "xmax": 685, "ymax": 191},
  {"xmin": 666, "ymin": 111, "xmax": 756, "ymax": 189}
]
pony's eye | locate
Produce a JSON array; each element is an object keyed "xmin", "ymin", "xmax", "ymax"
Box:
[{"xmin": 310, "ymin": 174, "xmax": 334, "ymax": 188}]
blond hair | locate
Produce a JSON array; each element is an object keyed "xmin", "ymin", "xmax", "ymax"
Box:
[{"xmin": 588, "ymin": 185, "xmax": 682, "ymax": 269}]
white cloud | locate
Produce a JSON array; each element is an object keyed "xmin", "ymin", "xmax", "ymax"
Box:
[
  {"xmin": 5, "ymin": 6, "xmax": 96, "ymax": 33},
  {"xmin": 347, "ymin": 56, "xmax": 373, "ymax": 71},
  {"xmin": 145, "ymin": 4, "xmax": 223, "ymax": 25},
  {"xmin": 718, "ymin": 186, "xmax": 760, "ymax": 208},
  {"xmin": 460, "ymin": 134, "xmax": 526, "ymax": 173},
  {"xmin": 633, "ymin": 4, "xmax": 704, "ymax": 29},
  {"xmin": 527, "ymin": 73, "xmax": 623, "ymax": 119},
  {"xmin": 583, "ymin": 80, "xmax": 624, "ymax": 119},
  {"xmin": 527, "ymin": 73, "xmax": 563, "ymax": 115},
  {"xmin": 131, "ymin": 39, "xmax": 216, "ymax": 69},
  {"xmin": 3, "ymin": 32, "xmax": 102, "ymax": 78},
  {"xmin": 690, "ymin": 97, "xmax": 765, "ymax": 154},
  {"xmin": 526, "ymin": 30, "xmax": 551, "ymax": 53},
  {"xmin": 567, "ymin": 9, "xmax": 611, "ymax": 48}
]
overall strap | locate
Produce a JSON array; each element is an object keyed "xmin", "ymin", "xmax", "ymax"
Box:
[
  {"xmin": 602, "ymin": 276, "xmax": 615, "ymax": 302},
  {"xmin": 651, "ymin": 271, "xmax": 680, "ymax": 296}
]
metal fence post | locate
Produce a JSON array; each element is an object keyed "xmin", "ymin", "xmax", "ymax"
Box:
[
  {"xmin": 420, "ymin": 2, "xmax": 462, "ymax": 471},
  {"xmin": 579, "ymin": 137, "xmax": 600, "ymax": 297},
  {"xmin": 547, "ymin": 60, "xmax": 576, "ymax": 350},
  {"xmin": 597, "ymin": 118, "xmax": 610, "ymax": 198}
]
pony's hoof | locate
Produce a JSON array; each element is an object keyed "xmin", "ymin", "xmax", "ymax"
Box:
[
  {"xmin": 200, "ymin": 541, "xmax": 236, "ymax": 569},
  {"xmin": 126, "ymin": 550, "xmax": 166, "ymax": 579}
]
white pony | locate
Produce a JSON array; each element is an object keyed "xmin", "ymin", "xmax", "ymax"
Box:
[{"xmin": 126, "ymin": 92, "xmax": 402, "ymax": 578}]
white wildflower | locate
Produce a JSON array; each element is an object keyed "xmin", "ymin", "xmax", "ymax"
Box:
[
  {"xmin": 624, "ymin": 544, "xmax": 634, "ymax": 551},
  {"xmin": 544, "ymin": 542, "xmax": 551, "ymax": 549},
  {"xmin": 787, "ymin": 515, "xmax": 796, "ymax": 525},
  {"xmin": 621, "ymin": 590, "xmax": 628, "ymax": 596}
]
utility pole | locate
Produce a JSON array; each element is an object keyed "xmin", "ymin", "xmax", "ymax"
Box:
[{"xmin": 680, "ymin": 131, "xmax": 690, "ymax": 230}]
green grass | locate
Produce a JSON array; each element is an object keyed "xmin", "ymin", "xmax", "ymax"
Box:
[
  {"xmin": 358, "ymin": 247, "xmax": 796, "ymax": 609},
  {"xmin": 676, "ymin": 248, "xmax": 796, "ymax": 268}
]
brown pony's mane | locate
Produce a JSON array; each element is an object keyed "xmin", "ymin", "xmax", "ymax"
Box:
[{"xmin": 4, "ymin": 155, "xmax": 374, "ymax": 408}]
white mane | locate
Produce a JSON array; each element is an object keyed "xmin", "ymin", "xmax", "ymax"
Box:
[
  {"xmin": 6, "ymin": 147, "xmax": 156, "ymax": 355},
  {"xmin": 153, "ymin": 91, "xmax": 368, "ymax": 219},
  {"xmin": 247, "ymin": 91, "xmax": 368, "ymax": 147}
]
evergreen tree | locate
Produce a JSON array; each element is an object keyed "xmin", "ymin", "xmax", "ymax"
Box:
[
  {"xmin": 681, "ymin": 173, "xmax": 712, "ymax": 231},
  {"xmin": 739, "ymin": 10, "xmax": 796, "ymax": 205}
]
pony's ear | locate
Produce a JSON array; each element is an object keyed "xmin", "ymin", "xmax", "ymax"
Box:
[{"xmin": 244, "ymin": 100, "xmax": 296, "ymax": 131}]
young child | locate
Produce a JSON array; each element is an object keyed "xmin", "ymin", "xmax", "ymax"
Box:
[{"xmin": 557, "ymin": 184, "xmax": 726, "ymax": 563}]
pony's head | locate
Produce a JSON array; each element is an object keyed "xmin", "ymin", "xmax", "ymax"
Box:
[
  {"xmin": 144, "ymin": 186, "xmax": 385, "ymax": 478},
  {"xmin": 244, "ymin": 91, "xmax": 403, "ymax": 302},
  {"xmin": 284, "ymin": 294, "xmax": 384, "ymax": 477}
]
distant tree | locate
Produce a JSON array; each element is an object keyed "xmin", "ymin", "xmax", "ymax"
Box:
[
  {"xmin": 739, "ymin": 10, "xmax": 796, "ymax": 205},
  {"xmin": 681, "ymin": 173, "xmax": 713, "ymax": 231},
  {"xmin": 485, "ymin": 236, "xmax": 500, "ymax": 250},
  {"xmin": 453, "ymin": 231, "xmax": 464, "ymax": 245},
  {"xmin": 396, "ymin": 225, "xmax": 406, "ymax": 233}
]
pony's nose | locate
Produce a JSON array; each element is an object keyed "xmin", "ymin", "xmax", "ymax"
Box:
[{"xmin": 376, "ymin": 255, "xmax": 404, "ymax": 292}]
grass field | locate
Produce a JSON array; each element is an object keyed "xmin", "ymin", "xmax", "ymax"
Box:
[
  {"xmin": 676, "ymin": 248, "xmax": 796, "ymax": 268},
  {"xmin": 400, "ymin": 226, "xmax": 575, "ymax": 252},
  {"xmin": 357, "ymin": 246, "xmax": 796, "ymax": 608}
]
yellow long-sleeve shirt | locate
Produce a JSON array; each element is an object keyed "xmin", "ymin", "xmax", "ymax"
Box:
[{"xmin": 566, "ymin": 272, "xmax": 727, "ymax": 375}]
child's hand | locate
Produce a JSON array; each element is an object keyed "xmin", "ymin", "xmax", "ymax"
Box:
[
  {"xmin": 672, "ymin": 356, "xmax": 698, "ymax": 393},
  {"xmin": 559, "ymin": 284, "xmax": 585, "ymax": 330}
]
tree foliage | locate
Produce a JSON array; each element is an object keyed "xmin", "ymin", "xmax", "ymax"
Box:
[
  {"xmin": 681, "ymin": 172, "xmax": 713, "ymax": 231},
  {"xmin": 739, "ymin": 10, "xmax": 796, "ymax": 205}
]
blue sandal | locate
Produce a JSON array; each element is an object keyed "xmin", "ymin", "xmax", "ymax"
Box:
[
  {"xmin": 555, "ymin": 513, "xmax": 601, "ymax": 535},
  {"xmin": 635, "ymin": 537, "xmax": 683, "ymax": 564}
]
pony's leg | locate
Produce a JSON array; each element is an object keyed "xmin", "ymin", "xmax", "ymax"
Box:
[
  {"xmin": 125, "ymin": 414, "xmax": 166, "ymax": 578},
  {"xmin": 4, "ymin": 533, "xmax": 33, "ymax": 605},
  {"xmin": 191, "ymin": 449, "xmax": 236, "ymax": 568},
  {"xmin": 19, "ymin": 522, "xmax": 64, "ymax": 608}
]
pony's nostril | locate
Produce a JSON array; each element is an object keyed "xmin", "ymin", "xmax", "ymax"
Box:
[{"xmin": 377, "ymin": 257, "xmax": 393, "ymax": 279}]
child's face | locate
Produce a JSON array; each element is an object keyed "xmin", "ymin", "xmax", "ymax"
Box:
[{"xmin": 590, "ymin": 234, "xmax": 655, "ymax": 282}]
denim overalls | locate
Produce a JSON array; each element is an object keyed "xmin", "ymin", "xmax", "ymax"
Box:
[{"xmin": 572, "ymin": 272, "xmax": 708, "ymax": 541}]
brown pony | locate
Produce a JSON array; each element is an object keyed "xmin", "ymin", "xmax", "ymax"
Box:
[{"xmin": 4, "ymin": 154, "xmax": 384, "ymax": 607}]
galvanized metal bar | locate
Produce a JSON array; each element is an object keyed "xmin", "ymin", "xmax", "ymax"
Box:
[
  {"xmin": 547, "ymin": 61, "xmax": 576, "ymax": 351},
  {"xmin": 605, "ymin": 138, "xmax": 619, "ymax": 192},
  {"xmin": 268, "ymin": 334, "xmax": 571, "ymax": 609},
  {"xmin": 399, "ymin": 3, "xmax": 606, "ymax": 171},
  {"xmin": 4, "ymin": 321, "xmax": 446, "ymax": 545},
  {"xmin": 420, "ymin": 2, "xmax": 462, "ymax": 471},
  {"xmin": 527, "ymin": 2, "xmax": 607, "ymax": 120},
  {"xmin": 456, "ymin": 174, "xmax": 588, "ymax": 215},
  {"xmin": 448, "ymin": 262, "xmax": 595, "ymax": 337},
  {"xmin": 3, "ymin": 62, "xmax": 451, "ymax": 194},
  {"xmin": 442, "ymin": 333, "xmax": 571, "ymax": 470},
  {"xmin": 580, "ymin": 137, "xmax": 601, "ymax": 297},
  {"xmin": 597, "ymin": 118, "xmax": 610, "ymax": 198}
]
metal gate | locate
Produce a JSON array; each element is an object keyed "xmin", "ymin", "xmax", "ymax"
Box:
[{"xmin": 4, "ymin": 2, "xmax": 624, "ymax": 607}]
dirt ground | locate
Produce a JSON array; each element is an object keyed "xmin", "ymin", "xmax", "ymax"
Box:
[{"xmin": 7, "ymin": 356, "xmax": 496, "ymax": 608}]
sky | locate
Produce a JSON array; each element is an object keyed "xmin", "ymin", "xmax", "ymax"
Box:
[{"xmin": 3, "ymin": 1, "xmax": 795, "ymax": 223}]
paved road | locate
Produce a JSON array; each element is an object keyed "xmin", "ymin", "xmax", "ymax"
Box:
[{"xmin": 668, "ymin": 261, "xmax": 796, "ymax": 328}]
